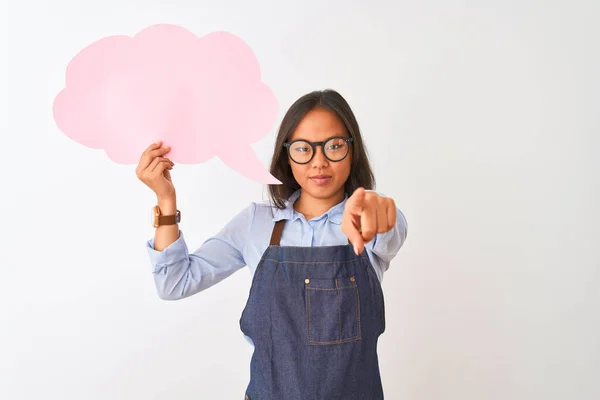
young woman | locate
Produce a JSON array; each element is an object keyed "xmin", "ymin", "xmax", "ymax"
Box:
[{"xmin": 136, "ymin": 89, "xmax": 408, "ymax": 399}]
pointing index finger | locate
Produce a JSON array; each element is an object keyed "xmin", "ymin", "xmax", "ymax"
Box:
[
  {"xmin": 342, "ymin": 211, "xmax": 365, "ymax": 255},
  {"xmin": 343, "ymin": 187, "xmax": 368, "ymax": 255}
]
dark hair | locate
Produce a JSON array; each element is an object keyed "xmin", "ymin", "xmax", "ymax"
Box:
[{"xmin": 267, "ymin": 89, "xmax": 375, "ymax": 209}]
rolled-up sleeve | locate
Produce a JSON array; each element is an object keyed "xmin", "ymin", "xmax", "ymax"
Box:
[
  {"xmin": 145, "ymin": 203, "xmax": 255, "ymax": 300},
  {"xmin": 146, "ymin": 230, "xmax": 189, "ymax": 270}
]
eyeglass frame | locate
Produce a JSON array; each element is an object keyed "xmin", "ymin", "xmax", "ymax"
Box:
[{"xmin": 283, "ymin": 136, "xmax": 353, "ymax": 164}]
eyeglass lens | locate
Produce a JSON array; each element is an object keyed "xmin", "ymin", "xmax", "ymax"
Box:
[{"xmin": 288, "ymin": 137, "xmax": 349, "ymax": 163}]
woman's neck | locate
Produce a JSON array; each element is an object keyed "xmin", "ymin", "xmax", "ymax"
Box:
[{"xmin": 293, "ymin": 190, "xmax": 345, "ymax": 221}]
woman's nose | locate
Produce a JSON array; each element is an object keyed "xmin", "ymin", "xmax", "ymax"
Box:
[{"xmin": 310, "ymin": 145, "xmax": 329, "ymax": 166}]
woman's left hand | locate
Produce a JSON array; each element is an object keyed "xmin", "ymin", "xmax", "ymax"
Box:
[{"xmin": 342, "ymin": 188, "xmax": 397, "ymax": 255}]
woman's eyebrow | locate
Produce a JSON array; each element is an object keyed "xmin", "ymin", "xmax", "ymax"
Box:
[{"xmin": 289, "ymin": 134, "xmax": 348, "ymax": 142}]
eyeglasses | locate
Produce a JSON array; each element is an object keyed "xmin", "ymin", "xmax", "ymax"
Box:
[{"xmin": 283, "ymin": 136, "xmax": 353, "ymax": 164}]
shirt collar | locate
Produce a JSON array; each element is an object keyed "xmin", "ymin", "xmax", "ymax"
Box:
[{"xmin": 271, "ymin": 189, "xmax": 348, "ymax": 225}]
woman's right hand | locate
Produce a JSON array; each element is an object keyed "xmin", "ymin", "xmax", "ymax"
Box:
[{"xmin": 136, "ymin": 141, "xmax": 176, "ymax": 199}]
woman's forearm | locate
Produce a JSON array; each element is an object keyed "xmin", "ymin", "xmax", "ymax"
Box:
[{"xmin": 153, "ymin": 194, "xmax": 180, "ymax": 251}]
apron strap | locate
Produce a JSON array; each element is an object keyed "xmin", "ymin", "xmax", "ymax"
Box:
[
  {"xmin": 269, "ymin": 219, "xmax": 353, "ymax": 246},
  {"xmin": 270, "ymin": 219, "xmax": 286, "ymax": 246}
]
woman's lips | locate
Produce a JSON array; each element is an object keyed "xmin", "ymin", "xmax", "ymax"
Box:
[{"xmin": 310, "ymin": 176, "xmax": 331, "ymax": 185}]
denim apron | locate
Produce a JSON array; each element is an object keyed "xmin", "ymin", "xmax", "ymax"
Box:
[{"xmin": 240, "ymin": 219, "xmax": 386, "ymax": 399}]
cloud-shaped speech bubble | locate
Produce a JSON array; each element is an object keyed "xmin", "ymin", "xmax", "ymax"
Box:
[{"xmin": 53, "ymin": 24, "xmax": 281, "ymax": 184}]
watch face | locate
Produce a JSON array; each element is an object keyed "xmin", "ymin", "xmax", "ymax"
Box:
[{"xmin": 153, "ymin": 206, "xmax": 160, "ymax": 227}]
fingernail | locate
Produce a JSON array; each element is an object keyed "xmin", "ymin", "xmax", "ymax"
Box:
[{"xmin": 354, "ymin": 245, "xmax": 358, "ymax": 255}]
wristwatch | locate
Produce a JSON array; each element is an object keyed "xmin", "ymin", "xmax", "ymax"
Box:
[{"xmin": 153, "ymin": 205, "xmax": 181, "ymax": 228}]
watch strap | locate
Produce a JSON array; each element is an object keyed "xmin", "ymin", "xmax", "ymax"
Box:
[
  {"xmin": 154, "ymin": 206, "xmax": 181, "ymax": 227},
  {"xmin": 158, "ymin": 213, "xmax": 179, "ymax": 225}
]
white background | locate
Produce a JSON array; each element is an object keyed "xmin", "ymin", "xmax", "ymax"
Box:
[{"xmin": 1, "ymin": 0, "xmax": 599, "ymax": 399}]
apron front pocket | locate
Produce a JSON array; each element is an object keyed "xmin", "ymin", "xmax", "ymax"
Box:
[{"xmin": 304, "ymin": 276, "xmax": 362, "ymax": 345}]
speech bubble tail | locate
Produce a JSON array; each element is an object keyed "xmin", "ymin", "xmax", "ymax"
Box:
[{"xmin": 218, "ymin": 146, "xmax": 282, "ymax": 185}]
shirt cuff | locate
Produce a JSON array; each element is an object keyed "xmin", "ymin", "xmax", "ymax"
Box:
[{"xmin": 146, "ymin": 229, "xmax": 189, "ymax": 269}]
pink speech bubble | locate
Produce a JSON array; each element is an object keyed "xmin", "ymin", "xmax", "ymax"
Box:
[{"xmin": 53, "ymin": 24, "xmax": 281, "ymax": 184}]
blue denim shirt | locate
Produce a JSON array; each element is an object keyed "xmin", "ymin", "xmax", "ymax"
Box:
[{"xmin": 146, "ymin": 189, "xmax": 407, "ymax": 301}]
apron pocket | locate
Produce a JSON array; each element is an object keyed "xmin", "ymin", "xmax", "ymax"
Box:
[{"xmin": 305, "ymin": 276, "xmax": 361, "ymax": 345}]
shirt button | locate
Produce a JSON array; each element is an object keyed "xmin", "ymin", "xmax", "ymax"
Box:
[{"xmin": 305, "ymin": 278, "xmax": 310, "ymax": 284}]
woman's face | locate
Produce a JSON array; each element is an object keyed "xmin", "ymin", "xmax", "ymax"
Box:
[{"xmin": 287, "ymin": 107, "xmax": 352, "ymax": 203}]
